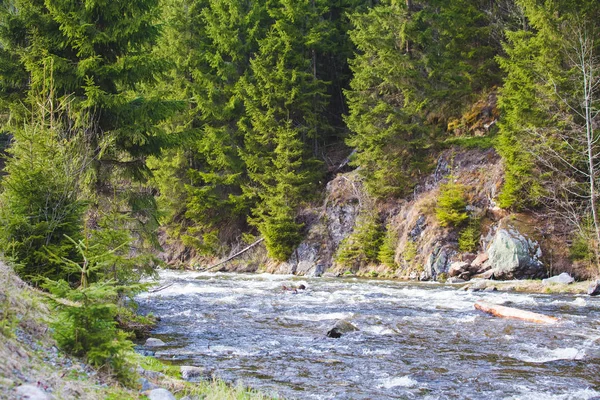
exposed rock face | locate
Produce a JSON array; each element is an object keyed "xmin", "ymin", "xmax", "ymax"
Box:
[
  {"xmin": 543, "ymin": 273, "xmax": 574, "ymax": 285},
  {"xmin": 449, "ymin": 261, "xmax": 470, "ymax": 277},
  {"xmin": 273, "ymin": 173, "xmax": 362, "ymax": 276},
  {"xmin": 486, "ymin": 219, "xmax": 545, "ymax": 280},
  {"xmin": 422, "ymin": 245, "xmax": 455, "ymax": 281},
  {"xmin": 326, "ymin": 320, "xmax": 359, "ymax": 338}
]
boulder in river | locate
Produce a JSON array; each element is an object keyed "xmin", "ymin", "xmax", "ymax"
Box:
[
  {"xmin": 542, "ymin": 273, "xmax": 574, "ymax": 285},
  {"xmin": 326, "ymin": 320, "xmax": 359, "ymax": 338},
  {"xmin": 588, "ymin": 281, "xmax": 600, "ymax": 296},
  {"xmin": 486, "ymin": 219, "xmax": 545, "ymax": 280},
  {"xmin": 145, "ymin": 338, "xmax": 166, "ymax": 347}
]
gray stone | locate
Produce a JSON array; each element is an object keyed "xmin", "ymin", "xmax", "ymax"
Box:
[
  {"xmin": 449, "ymin": 261, "xmax": 470, "ymax": 277},
  {"xmin": 588, "ymin": 281, "xmax": 600, "ymax": 296},
  {"xmin": 446, "ymin": 277, "xmax": 466, "ymax": 284},
  {"xmin": 486, "ymin": 221, "xmax": 545, "ymax": 280},
  {"xmin": 423, "ymin": 245, "xmax": 455, "ymax": 280},
  {"xmin": 139, "ymin": 378, "xmax": 159, "ymax": 391},
  {"xmin": 326, "ymin": 319, "xmax": 359, "ymax": 338},
  {"xmin": 181, "ymin": 365, "xmax": 204, "ymax": 381},
  {"xmin": 542, "ymin": 272, "xmax": 574, "ymax": 285},
  {"xmin": 15, "ymin": 385, "xmax": 50, "ymax": 400},
  {"xmin": 145, "ymin": 338, "xmax": 166, "ymax": 347},
  {"xmin": 147, "ymin": 388, "xmax": 176, "ymax": 400},
  {"xmin": 470, "ymin": 253, "xmax": 489, "ymax": 269},
  {"xmin": 471, "ymin": 268, "xmax": 495, "ymax": 280}
]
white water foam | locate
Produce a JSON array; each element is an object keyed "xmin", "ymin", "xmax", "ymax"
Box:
[
  {"xmin": 362, "ymin": 325, "xmax": 397, "ymax": 336},
  {"xmin": 510, "ymin": 345, "xmax": 585, "ymax": 363},
  {"xmin": 505, "ymin": 388, "xmax": 600, "ymax": 400},
  {"xmin": 378, "ymin": 375, "xmax": 418, "ymax": 389},
  {"xmin": 283, "ymin": 312, "xmax": 354, "ymax": 322}
]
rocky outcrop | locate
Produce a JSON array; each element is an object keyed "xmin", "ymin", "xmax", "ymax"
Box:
[
  {"xmin": 588, "ymin": 281, "xmax": 600, "ymax": 296},
  {"xmin": 270, "ymin": 173, "xmax": 363, "ymax": 276}
]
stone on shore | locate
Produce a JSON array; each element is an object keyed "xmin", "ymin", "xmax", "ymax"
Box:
[
  {"xmin": 15, "ymin": 385, "xmax": 50, "ymax": 400},
  {"xmin": 588, "ymin": 281, "xmax": 600, "ymax": 296},
  {"xmin": 542, "ymin": 273, "xmax": 574, "ymax": 285},
  {"xmin": 181, "ymin": 365, "xmax": 205, "ymax": 381}
]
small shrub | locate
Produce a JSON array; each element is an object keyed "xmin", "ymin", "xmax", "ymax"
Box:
[
  {"xmin": 403, "ymin": 240, "xmax": 417, "ymax": 263},
  {"xmin": 459, "ymin": 218, "xmax": 481, "ymax": 252},
  {"xmin": 436, "ymin": 177, "xmax": 468, "ymax": 227},
  {"xmin": 335, "ymin": 212, "xmax": 383, "ymax": 267},
  {"xmin": 378, "ymin": 224, "xmax": 398, "ymax": 269}
]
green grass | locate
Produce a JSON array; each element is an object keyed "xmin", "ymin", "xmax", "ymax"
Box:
[{"xmin": 440, "ymin": 135, "xmax": 496, "ymax": 150}]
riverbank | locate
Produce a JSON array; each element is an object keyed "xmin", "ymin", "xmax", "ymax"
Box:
[
  {"xmin": 0, "ymin": 261, "xmax": 272, "ymax": 399},
  {"xmin": 457, "ymin": 278, "xmax": 595, "ymax": 295}
]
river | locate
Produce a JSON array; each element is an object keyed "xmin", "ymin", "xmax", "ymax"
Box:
[{"xmin": 136, "ymin": 270, "xmax": 600, "ymax": 399}]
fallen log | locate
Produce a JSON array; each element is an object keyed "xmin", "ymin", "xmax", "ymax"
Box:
[{"xmin": 474, "ymin": 300, "xmax": 558, "ymax": 324}]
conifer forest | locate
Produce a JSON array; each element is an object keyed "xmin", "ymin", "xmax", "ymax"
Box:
[{"xmin": 2, "ymin": 0, "xmax": 600, "ymax": 397}]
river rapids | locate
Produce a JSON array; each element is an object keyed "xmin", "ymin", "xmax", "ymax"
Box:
[{"xmin": 136, "ymin": 271, "xmax": 600, "ymax": 399}]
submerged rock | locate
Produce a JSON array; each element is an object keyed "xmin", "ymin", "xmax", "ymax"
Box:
[
  {"xmin": 542, "ymin": 273, "xmax": 574, "ymax": 285},
  {"xmin": 326, "ymin": 320, "xmax": 359, "ymax": 338}
]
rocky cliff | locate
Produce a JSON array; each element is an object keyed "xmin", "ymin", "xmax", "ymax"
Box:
[{"xmin": 261, "ymin": 146, "xmax": 588, "ymax": 281}]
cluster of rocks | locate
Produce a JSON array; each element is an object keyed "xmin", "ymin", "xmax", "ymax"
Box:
[{"xmin": 447, "ymin": 253, "xmax": 491, "ymax": 283}]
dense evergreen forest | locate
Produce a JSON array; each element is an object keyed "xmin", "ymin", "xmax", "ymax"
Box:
[{"xmin": 1, "ymin": 0, "xmax": 600, "ymax": 383}]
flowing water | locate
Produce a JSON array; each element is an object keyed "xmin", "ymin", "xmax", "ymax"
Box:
[{"xmin": 136, "ymin": 270, "xmax": 600, "ymax": 399}]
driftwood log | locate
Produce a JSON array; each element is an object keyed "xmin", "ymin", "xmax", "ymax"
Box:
[{"xmin": 474, "ymin": 300, "xmax": 558, "ymax": 324}]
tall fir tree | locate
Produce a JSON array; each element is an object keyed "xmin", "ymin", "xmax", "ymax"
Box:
[{"xmin": 239, "ymin": 0, "xmax": 329, "ymax": 260}]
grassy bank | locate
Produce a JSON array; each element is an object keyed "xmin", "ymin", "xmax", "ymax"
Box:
[{"xmin": 0, "ymin": 261, "xmax": 274, "ymax": 399}]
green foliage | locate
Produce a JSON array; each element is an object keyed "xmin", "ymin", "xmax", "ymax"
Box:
[
  {"xmin": 345, "ymin": 0, "xmax": 499, "ymax": 198},
  {"xmin": 43, "ymin": 236, "xmax": 145, "ymax": 385},
  {"xmin": 378, "ymin": 224, "xmax": 398, "ymax": 269},
  {"xmin": 459, "ymin": 218, "xmax": 481, "ymax": 252},
  {"xmin": 436, "ymin": 178, "xmax": 469, "ymax": 227},
  {"xmin": 0, "ymin": 97, "xmax": 87, "ymax": 281},
  {"xmin": 335, "ymin": 212, "xmax": 383, "ymax": 267},
  {"xmin": 403, "ymin": 240, "xmax": 418, "ymax": 263}
]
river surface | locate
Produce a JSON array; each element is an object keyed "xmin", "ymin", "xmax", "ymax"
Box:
[{"xmin": 136, "ymin": 270, "xmax": 600, "ymax": 399}]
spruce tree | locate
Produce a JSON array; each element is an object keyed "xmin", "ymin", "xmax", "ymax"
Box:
[{"xmin": 239, "ymin": 0, "xmax": 329, "ymax": 260}]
